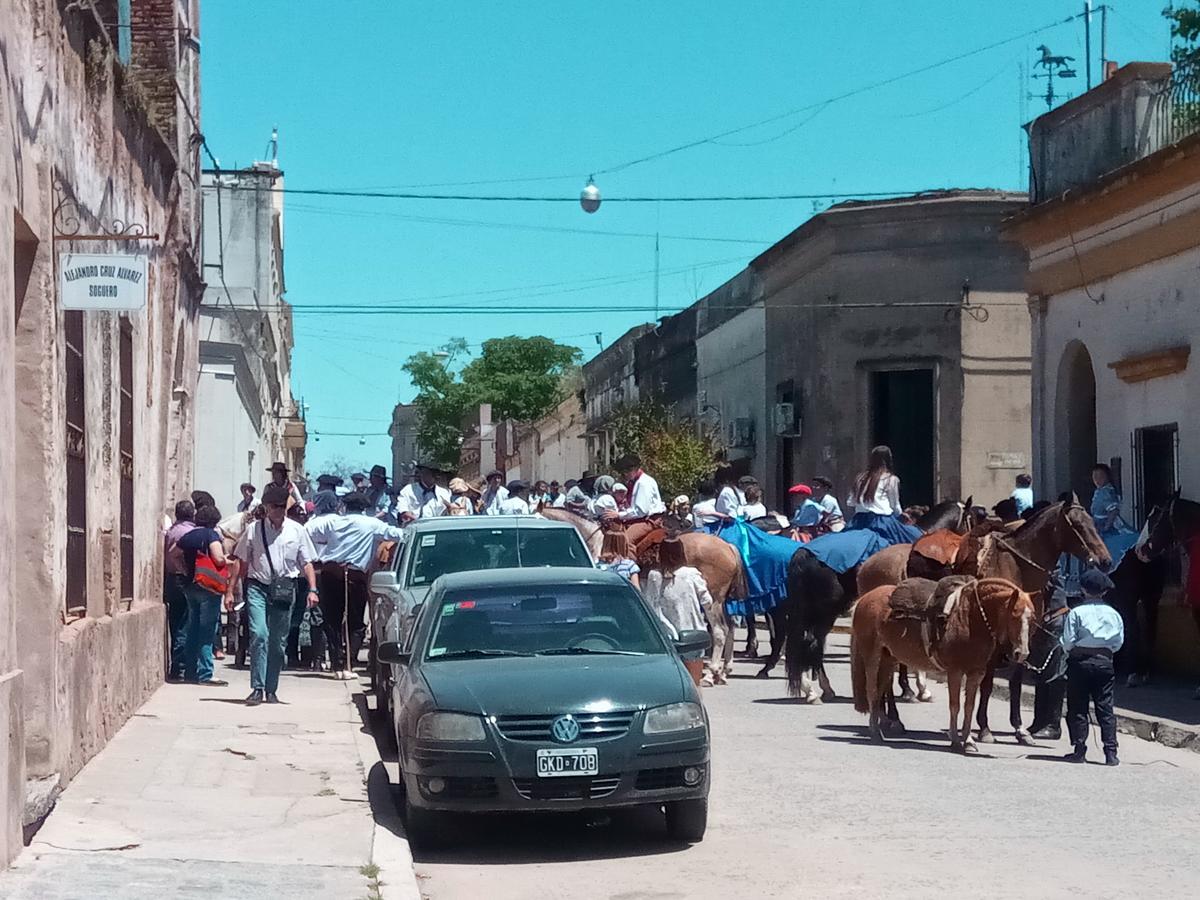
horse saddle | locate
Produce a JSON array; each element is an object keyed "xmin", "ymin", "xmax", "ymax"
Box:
[{"xmin": 889, "ymin": 575, "xmax": 976, "ymax": 661}]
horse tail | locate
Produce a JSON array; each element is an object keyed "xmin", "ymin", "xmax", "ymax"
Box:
[{"xmin": 850, "ymin": 632, "xmax": 869, "ymax": 714}]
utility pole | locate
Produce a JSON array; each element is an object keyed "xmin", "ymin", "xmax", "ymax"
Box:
[
  {"xmin": 1085, "ymin": 2, "xmax": 1093, "ymax": 89},
  {"xmin": 653, "ymin": 201, "xmax": 661, "ymax": 321},
  {"xmin": 1100, "ymin": 4, "xmax": 1108, "ymax": 80}
]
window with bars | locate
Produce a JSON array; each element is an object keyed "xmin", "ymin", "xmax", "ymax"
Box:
[
  {"xmin": 65, "ymin": 310, "xmax": 88, "ymax": 618},
  {"xmin": 1132, "ymin": 424, "xmax": 1179, "ymax": 527},
  {"xmin": 119, "ymin": 318, "xmax": 134, "ymax": 600}
]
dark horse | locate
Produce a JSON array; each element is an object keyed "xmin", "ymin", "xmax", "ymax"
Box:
[
  {"xmin": 766, "ymin": 500, "xmax": 972, "ymax": 702},
  {"xmin": 1126, "ymin": 492, "xmax": 1200, "ymax": 681}
]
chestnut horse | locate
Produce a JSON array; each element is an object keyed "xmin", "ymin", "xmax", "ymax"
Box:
[
  {"xmin": 539, "ymin": 507, "xmax": 604, "ymax": 558},
  {"xmin": 851, "ymin": 577, "xmax": 1035, "ymax": 753}
]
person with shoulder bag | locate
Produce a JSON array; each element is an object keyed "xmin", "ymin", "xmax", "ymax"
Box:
[
  {"xmin": 231, "ymin": 484, "xmax": 320, "ymax": 705},
  {"xmin": 169, "ymin": 504, "xmax": 231, "ymax": 686}
]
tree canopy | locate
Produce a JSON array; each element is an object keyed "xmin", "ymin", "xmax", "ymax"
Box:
[
  {"xmin": 611, "ymin": 399, "xmax": 722, "ymax": 500},
  {"xmin": 1167, "ymin": 2, "xmax": 1200, "ymax": 67},
  {"xmin": 403, "ymin": 336, "xmax": 581, "ymax": 470}
]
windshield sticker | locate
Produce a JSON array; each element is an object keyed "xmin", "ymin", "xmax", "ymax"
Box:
[
  {"xmin": 420, "ymin": 535, "xmax": 436, "ymax": 547},
  {"xmin": 441, "ymin": 603, "xmax": 456, "ymax": 616},
  {"xmin": 428, "ymin": 647, "xmax": 446, "ymax": 657},
  {"xmin": 456, "ymin": 600, "xmax": 476, "ymax": 609}
]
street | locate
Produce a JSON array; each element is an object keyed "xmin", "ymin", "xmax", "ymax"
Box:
[{"xmin": 405, "ymin": 632, "xmax": 1200, "ymax": 900}]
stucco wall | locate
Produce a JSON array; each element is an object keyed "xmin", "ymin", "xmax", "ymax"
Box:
[
  {"xmin": 0, "ymin": 0, "xmax": 201, "ymax": 866},
  {"xmin": 696, "ymin": 304, "xmax": 766, "ymax": 474}
]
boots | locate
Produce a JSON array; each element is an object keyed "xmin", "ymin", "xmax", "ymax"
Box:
[
  {"xmin": 1063, "ymin": 744, "xmax": 1087, "ymax": 763},
  {"xmin": 1105, "ymin": 749, "xmax": 1120, "ymax": 767}
]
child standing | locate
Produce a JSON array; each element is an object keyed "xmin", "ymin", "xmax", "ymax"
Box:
[
  {"xmin": 596, "ymin": 531, "xmax": 640, "ymax": 589},
  {"xmin": 1062, "ymin": 567, "xmax": 1125, "ymax": 766}
]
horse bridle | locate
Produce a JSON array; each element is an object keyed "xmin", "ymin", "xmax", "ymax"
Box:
[{"xmin": 1062, "ymin": 502, "xmax": 1102, "ymax": 564}]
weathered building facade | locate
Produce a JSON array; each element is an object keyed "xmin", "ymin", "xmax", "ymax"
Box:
[
  {"xmin": 757, "ymin": 191, "xmax": 1031, "ymax": 508},
  {"xmin": 1008, "ymin": 62, "xmax": 1200, "ymax": 675},
  {"xmin": 195, "ymin": 165, "xmax": 305, "ymax": 508},
  {"xmin": 582, "ymin": 324, "xmax": 652, "ymax": 471},
  {"xmin": 0, "ymin": 0, "xmax": 203, "ymax": 865},
  {"xmin": 390, "ymin": 402, "xmax": 419, "ymax": 479}
]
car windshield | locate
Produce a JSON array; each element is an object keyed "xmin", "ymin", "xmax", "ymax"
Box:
[
  {"xmin": 406, "ymin": 527, "xmax": 590, "ymax": 586},
  {"xmin": 424, "ymin": 584, "xmax": 667, "ymax": 659}
]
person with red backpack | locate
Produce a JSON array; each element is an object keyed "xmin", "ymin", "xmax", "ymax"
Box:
[{"xmin": 169, "ymin": 505, "xmax": 231, "ymax": 686}]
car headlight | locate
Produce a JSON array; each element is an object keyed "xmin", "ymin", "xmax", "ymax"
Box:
[
  {"xmin": 417, "ymin": 712, "xmax": 486, "ymax": 742},
  {"xmin": 643, "ymin": 702, "xmax": 705, "ymax": 735}
]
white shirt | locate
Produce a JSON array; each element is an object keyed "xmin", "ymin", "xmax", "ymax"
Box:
[
  {"xmin": 620, "ymin": 472, "xmax": 666, "ymax": 520},
  {"xmin": 739, "ymin": 502, "xmax": 767, "ymax": 520},
  {"xmin": 481, "ymin": 484, "xmax": 510, "ymax": 516},
  {"xmin": 715, "ymin": 486, "xmax": 744, "ymax": 519},
  {"xmin": 593, "ymin": 494, "xmax": 619, "ymax": 515},
  {"xmin": 853, "ymin": 474, "xmax": 901, "ymax": 516},
  {"xmin": 498, "ymin": 495, "xmax": 533, "ymax": 516},
  {"xmin": 395, "ymin": 482, "xmax": 452, "ymax": 520},
  {"xmin": 692, "ymin": 498, "xmax": 719, "ymax": 525},
  {"xmin": 234, "ymin": 517, "xmax": 317, "ymax": 582},
  {"xmin": 818, "ymin": 493, "xmax": 844, "ymax": 520},
  {"xmin": 306, "ymin": 513, "xmax": 405, "ymax": 571},
  {"xmin": 643, "ymin": 567, "xmax": 712, "ymax": 637}
]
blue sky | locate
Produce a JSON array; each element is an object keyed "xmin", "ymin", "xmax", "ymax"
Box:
[{"xmin": 201, "ymin": 0, "xmax": 1173, "ymax": 475}]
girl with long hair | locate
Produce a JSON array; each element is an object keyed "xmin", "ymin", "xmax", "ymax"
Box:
[
  {"xmin": 847, "ymin": 445, "xmax": 921, "ymax": 545},
  {"xmin": 596, "ymin": 531, "xmax": 640, "ymax": 589},
  {"xmin": 643, "ymin": 539, "xmax": 725, "ymax": 686}
]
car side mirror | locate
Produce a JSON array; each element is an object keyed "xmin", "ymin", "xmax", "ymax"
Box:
[
  {"xmin": 674, "ymin": 629, "xmax": 711, "ymax": 656},
  {"xmin": 377, "ymin": 641, "xmax": 411, "ymax": 666},
  {"xmin": 369, "ymin": 570, "xmax": 401, "ymax": 597}
]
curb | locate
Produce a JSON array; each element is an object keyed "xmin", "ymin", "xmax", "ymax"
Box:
[
  {"xmin": 342, "ymin": 681, "xmax": 424, "ymax": 900},
  {"xmin": 986, "ymin": 680, "xmax": 1200, "ymax": 754}
]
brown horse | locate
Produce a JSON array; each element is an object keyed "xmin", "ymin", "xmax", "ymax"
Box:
[
  {"xmin": 851, "ymin": 577, "xmax": 1035, "ymax": 753},
  {"xmin": 961, "ymin": 499, "xmax": 1110, "ymax": 743},
  {"xmin": 539, "ymin": 507, "xmax": 604, "ymax": 558}
]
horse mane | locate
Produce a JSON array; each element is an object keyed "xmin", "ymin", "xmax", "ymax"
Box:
[
  {"xmin": 916, "ymin": 500, "xmax": 964, "ymax": 533},
  {"xmin": 1008, "ymin": 500, "xmax": 1064, "ymax": 537}
]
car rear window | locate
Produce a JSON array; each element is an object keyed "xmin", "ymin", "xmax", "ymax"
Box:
[
  {"xmin": 426, "ymin": 584, "xmax": 666, "ymax": 658},
  {"xmin": 407, "ymin": 527, "xmax": 590, "ymax": 585}
]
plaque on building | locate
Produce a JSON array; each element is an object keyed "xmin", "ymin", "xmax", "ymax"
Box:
[
  {"xmin": 986, "ymin": 451, "xmax": 1026, "ymax": 469},
  {"xmin": 60, "ymin": 252, "xmax": 147, "ymax": 311}
]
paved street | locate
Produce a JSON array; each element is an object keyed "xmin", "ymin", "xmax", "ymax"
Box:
[{"xmin": 407, "ymin": 633, "xmax": 1200, "ymax": 900}]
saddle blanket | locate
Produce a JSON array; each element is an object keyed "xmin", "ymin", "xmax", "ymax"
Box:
[
  {"xmin": 888, "ymin": 575, "xmax": 976, "ymax": 664},
  {"xmin": 713, "ymin": 520, "xmax": 798, "ymax": 616},
  {"xmin": 802, "ymin": 529, "xmax": 888, "ymax": 575}
]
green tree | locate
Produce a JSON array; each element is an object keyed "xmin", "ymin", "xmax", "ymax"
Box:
[
  {"xmin": 1166, "ymin": 2, "xmax": 1200, "ymax": 66},
  {"xmin": 403, "ymin": 336, "xmax": 582, "ymax": 470},
  {"xmin": 611, "ymin": 398, "xmax": 722, "ymax": 499}
]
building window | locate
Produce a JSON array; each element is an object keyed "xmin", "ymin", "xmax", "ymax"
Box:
[
  {"xmin": 65, "ymin": 310, "xmax": 88, "ymax": 617},
  {"xmin": 119, "ymin": 318, "xmax": 134, "ymax": 600},
  {"xmin": 1132, "ymin": 424, "xmax": 1178, "ymax": 526}
]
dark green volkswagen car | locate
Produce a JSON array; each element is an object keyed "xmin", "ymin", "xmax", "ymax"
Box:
[{"xmin": 377, "ymin": 567, "xmax": 711, "ymax": 849}]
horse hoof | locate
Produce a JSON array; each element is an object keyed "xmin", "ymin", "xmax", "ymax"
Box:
[
  {"xmin": 744, "ymin": 643, "xmax": 759, "ymax": 659},
  {"xmin": 917, "ymin": 690, "xmax": 934, "ymax": 703},
  {"xmin": 899, "ymin": 690, "xmax": 917, "ymax": 703},
  {"xmin": 962, "ymin": 741, "xmax": 981, "ymax": 755},
  {"xmin": 976, "ymin": 729, "xmax": 995, "ymax": 744},
  {"xmin": 882, "ymin": 718, "xmax": 907, "ymax": 738},
  {"xmin": 806, "ymin": 695, "xmax": 823, "ymax": 706},
  {"xmin": 1015, "ymin": 730, "xmax": 1036, "ymax": 747},
  {"xmin": 950, "ymin": 740, "xmax": 963, "ymax": 753},
  {"xmin": 754, "ymin": 668, "xmax": 770, "ymax": 680}
]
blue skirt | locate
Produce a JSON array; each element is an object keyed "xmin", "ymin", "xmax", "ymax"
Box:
[{"xmin": 847, "ymin": 511, "xmax": 921, "ymax": 546}]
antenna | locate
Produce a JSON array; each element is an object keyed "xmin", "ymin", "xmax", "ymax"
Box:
[{"xmin": 1031, "ymin": 44, "xmax": 1077, "ymax": 111}]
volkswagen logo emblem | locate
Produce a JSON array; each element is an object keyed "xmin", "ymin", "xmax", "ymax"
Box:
[{"xmin": 551, "ymin": 715, "xmax": 580, "ymax": 744}]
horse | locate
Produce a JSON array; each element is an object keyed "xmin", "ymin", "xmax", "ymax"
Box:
[
  {"xmin": 539, "ymin": 507, "xmax": 604, "ymax": 558},
  {"xmin": 962, "ymin": 499, "xmax": 1110, "ymax": 743},
  {"xmin": 1125, "ymin": 492, "xmax": 1200, "ymax": 683},
  {"xmin": 769, "ymin": 499, "xmax": 972, "ymax": 703},
  {"xmin": 851, "ymin": 577, "xmax": 1035, "ymax": 752}
]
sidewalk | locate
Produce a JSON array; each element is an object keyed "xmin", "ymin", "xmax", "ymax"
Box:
[
  {"xmin": 0, "ymin": 661, "xmax": 420, "ymax": 899},
  {"xmin": 833, "ymin": 616, "xmax": 1200, "ymax": 751}
]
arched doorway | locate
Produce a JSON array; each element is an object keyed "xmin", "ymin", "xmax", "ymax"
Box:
[{"xmin": 1054, "ymin": 340, "xmax": 1097, "ymax": 499}]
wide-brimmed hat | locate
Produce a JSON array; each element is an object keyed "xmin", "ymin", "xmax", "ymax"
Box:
[
  {"xmin": 449, "ymin": 477, "xmax": 476, "ymax": 494},
  {"xmin": 369, "ymin": 464, "xmax": 387, "ymax": 479},
  {"xmin": 316, "ymin": 473, "xmax": 344, "ymax": 488},
  {"xmin": 1080, "ymin": 568, "xmax": 1114, "ymax": 597},
  {"xmin": 267, "ymin": 461, "xmax": 289, "ymax": 473}
]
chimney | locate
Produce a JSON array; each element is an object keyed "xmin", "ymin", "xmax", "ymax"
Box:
[
  {"xmin": 128, "ymin": 0, "xmax": 180, "ymax": 134},
  {"xmin": 1104, "ymin": 60, "xmax": 1119, "ymax": 82}
]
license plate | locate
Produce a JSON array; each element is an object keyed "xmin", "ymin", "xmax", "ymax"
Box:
[{"xmin": 535, "ymin": 747, "xmax": 598, "ymax": 778}]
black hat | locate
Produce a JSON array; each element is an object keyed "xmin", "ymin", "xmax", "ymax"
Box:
[
  {"xmin": 239, "ymin": 482, "xmax": 255, "ymax": 492},
  {"xmin": 369, "ymin": 464, "xmax": 387, "ymax": 479},
  {"xmin": 1079, "ymin": 567, "xmax": 1115, "ymax": 598},
  {"xmin": 316, "ymin": 473, "xmax": 344, "ymax": 488},
  {"xmin": 507, "ymin": 479, "xmax": 530, "ymax": 494},
  {"xmin": 341, "ymin": 491, "xmax": 372, "ymax": 512},
  {"xmin": 350, "ymin": 472, "xmax": 366, "ymax": 482},
  {"xmin": 613, "ymin": 455, "xmax": 640, "ymax": 471},
  {"xmin": 737, "ymin": 475, "xmax": 759, "ymax": 487},
  {"xmin": 267, "ymin": 461, "xmax": 289, "ymax": 473},
  {"xmin": 487, "ymin": 469, "xmax": 504, "ymax": 480}
]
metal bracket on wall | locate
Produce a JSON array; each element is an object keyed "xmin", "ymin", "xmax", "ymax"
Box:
[{"xmin": 52, "ymin": 177, "xmax": 160, "ymax": 243}]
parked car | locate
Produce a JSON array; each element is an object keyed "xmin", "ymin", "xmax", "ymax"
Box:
[
  {"xmin": 368, "ymin": 516, "xmax": 594, "ymax": 728},
  {"xmin": 378, "ymin": 567, "xmax": 711, "ymax": 849}
]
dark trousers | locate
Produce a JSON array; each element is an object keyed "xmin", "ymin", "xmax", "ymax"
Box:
[
  {"xmin": 318, "ymin": 563, "xmax": 368, "ymax": 670},
  {"xmin": 1066, "ymin": 652, "xmax": 1118, "ymax": 753},
  {"xmin": 164, "ymin": 574, "xmax": 190, "ymax": 678}
]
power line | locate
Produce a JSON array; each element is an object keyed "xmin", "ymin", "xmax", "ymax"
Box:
[{"xmin": 279, "ymin": 300, "xmax": 1028, "ymax": 317}]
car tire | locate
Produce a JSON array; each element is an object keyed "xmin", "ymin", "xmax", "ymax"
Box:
[
  {"xmin": 664, "ymin": 798, "xmax": 707, "ymax": 843},
  {"xmin": 371, "ymin": 675, "xmax": 397, "ymax": 751},
  {"xmin": 404, "ymin": 792, "xmax": 450, "ymax": 852}
]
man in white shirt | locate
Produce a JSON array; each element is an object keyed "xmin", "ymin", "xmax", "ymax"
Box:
[
  {"xmin": 307, "ymin": 492, "xmax": 406, "ymax": 678},
  {"xmin": 616, "ymin": 454, "xmax": 666, "ymax": 521},
  {"xmin": 692, "ymin": 480, "xmax": 720, "ymax": 527},
  {"xmin": 714, "ymin": 474, "xmax": 744, "ymax": 520},
  {"xmin": 395, "ymin": 464, "xmax": 452, "ymax": 523},
  {"xmin": 480, "ymin": 470, "xmax": 509, "ymax": 515},
  {"xmin": 498, "ymin": 480, "xmax": 536, "ymax": 516},
  {"xmin": 231, "ymin": 484, "xmax": 319, "ymax": 706}
]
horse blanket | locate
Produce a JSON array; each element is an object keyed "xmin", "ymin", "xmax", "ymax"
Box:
[
  {"xmin": 713, "ymin": 521, "xmax": 797, "ymax": 617},
  {"xmin": 802, "ymin": 529, "xmax": 888, "ymax": 575}
]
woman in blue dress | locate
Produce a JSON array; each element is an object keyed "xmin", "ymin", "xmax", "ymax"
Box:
[
  {"xmin": 846, "ymin": 445, "xmax": 922, "ymax": 545},
  {"xmin": 1090, "ymin": 463, "xmax": 1139, "ymax": 571}
]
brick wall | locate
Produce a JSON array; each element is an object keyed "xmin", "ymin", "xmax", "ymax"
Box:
[{"xmin": 128, "ymin": 0, "xmax": 178, "ymax": 134}]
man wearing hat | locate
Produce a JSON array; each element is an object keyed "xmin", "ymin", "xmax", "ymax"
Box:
[
  {"xmin": 266, "ymin": 462, "xmax": 304, "ymax": 509},
  {"xmin": 350, "ymin": 472, "xmax": 367, "ymax": 493},
  {"xmin": 788, "ymin": 484, "xmax": 825, "ymax": 535},
  {"xmin": 811, "ymin": 476, "xmax": 845, "ymax": 532},
  {"xmin": 480, "ymin": 470, "xmax": 509, "ymax": 516},
  {"xmin": 237, "ymin": 483, "xmax": 258, "ymax": 513},
  {"xmin": 499, "ymin": 480, "xmax": 535, "ymax": 516},
  {"xmin": 1061, "ymin": 567, "xmax": 1125, "ymax": 766},
  {"xmin": 395, "ymin": 463, "xmax": 453, "ymax": 523},
  {"xmin": 315, "ymin": 473, "xmax": 344, "ymax": 492},
  {"xmin": 615, "ymin": 454, "xmax": 666, "ymax": 522},
  {"xmin": 364, "ymin": 465, "xmax": 392, "ymax": 522}
]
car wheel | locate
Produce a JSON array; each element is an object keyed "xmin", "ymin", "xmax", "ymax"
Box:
[
  {"xmin": 404, "ymin": 792, "xmax": 450, "ymax": 852},
  {"xmin": 664, "ymin": 798, "xmax": 707, "ymax": 843}
]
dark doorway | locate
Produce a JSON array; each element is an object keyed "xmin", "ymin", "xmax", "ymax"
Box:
[
  {"xmin": 775, "ymin": 380, "xmax": 798, "ymax": 509},
  {"xmin": 1055, "ymin": 341, "xmax": 1098, "ymax": 500},
  {"xmin": 870, "ymin": 369, "xmax": 935, "ymax": 508},
  {"xmin": 1134, "ymin": 424, "xmax": 1178, "ymax": 525}
]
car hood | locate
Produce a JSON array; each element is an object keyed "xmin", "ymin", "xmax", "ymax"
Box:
[{"xmin": 421, "ymin": 653, "xmax": 689, "ymax": 715}]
